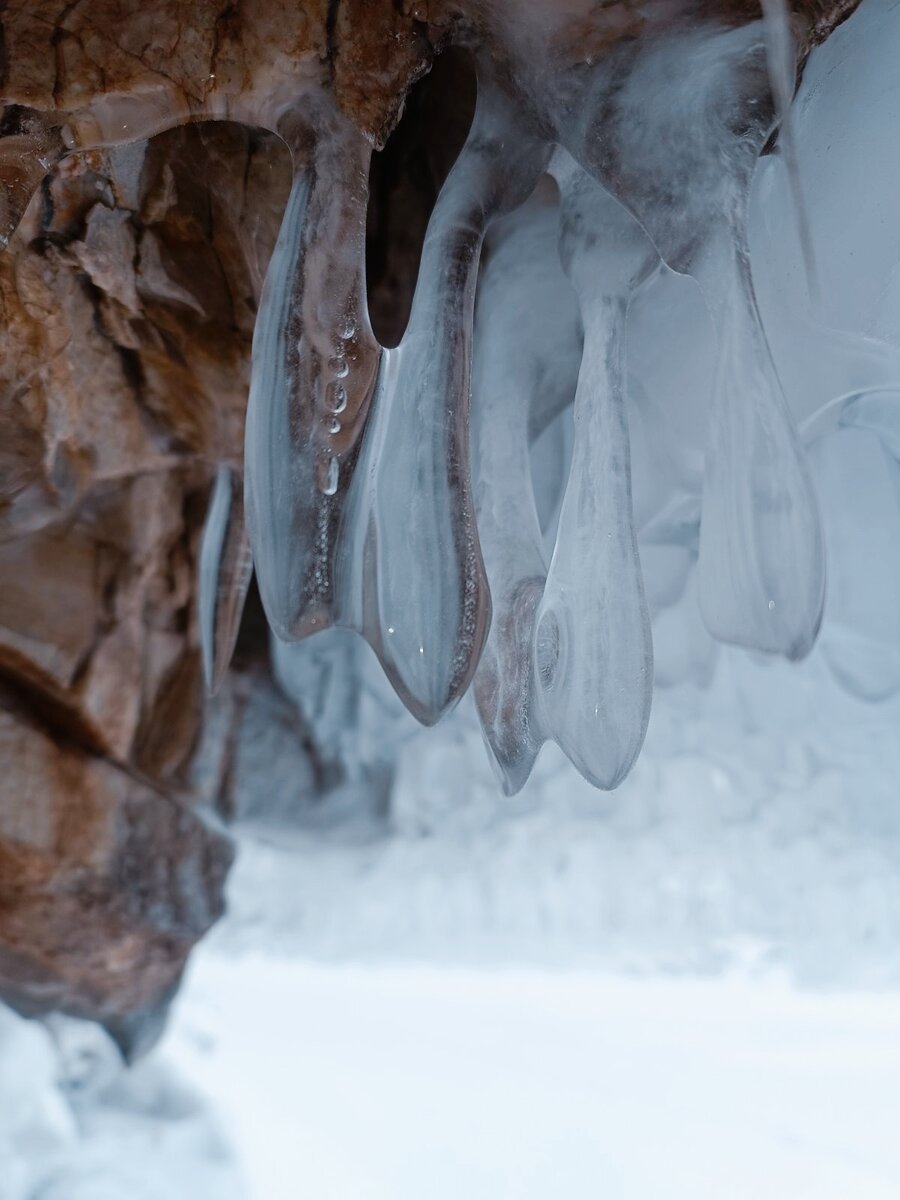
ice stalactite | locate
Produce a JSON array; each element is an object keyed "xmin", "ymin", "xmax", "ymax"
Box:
[
  {"xmin": 198, "ymin": 466, "xmax": 253, "ymax": 694},
  {"xmin": 5, "ymin": 0, "xmax": 894, "ymax": 794},
  {"xmin": 692, "ymin": 25, "xmax": 826, "ymax": 661},
  {"xmin": 471, "ymin": 183, "xmax": 581, "ymax": 793},
  {"xmin": 551, "ymin": 20, "xmax": 825, "ymax": 661},
  {"xmin": 245, "ymin": 81, "xmax": 548, "ymax": 724},
  {"xmin": 243, "ymin": 99, "xmax": 379, "ymax": 643},
  {"xmin": 340, "ymin": 83, "xmax": 549, "ymax": 723},
  {"xmin": 471, "ymin": 152, "xmax": 658, "ymax": 795},
  {"xmin": 694, "ymin": 228, "xmax": 825, "ymax": 660},
  {"xmin": 533, "ymin": 154, "xmax": 656, "ymax": 791}
]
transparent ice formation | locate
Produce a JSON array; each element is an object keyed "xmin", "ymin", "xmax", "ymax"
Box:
[
  {"xmin": 199, "ymin": 466, "xmax": 253, "ymax": 695},
  {"xmin": 4, "ymin": 0, "xmax": 900, "ymax": 789},
  {"xmin": 471, "ymin": 182, "xmax": 581, "ymax": 793},
  {"xmin": 246, "ymin": 82, "xmax": 548, "ymax": 724}
]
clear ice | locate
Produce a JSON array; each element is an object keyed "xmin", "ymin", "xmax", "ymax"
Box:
[
  {"xmin": 245, "ymin": 81, "xmax": 547, "ymax": 724},
  {"xmin": 198, "ymin": 466, "xmax": 253, "ymax": 695},
  {"xmin": 471, "ymin": 183, "xmax": 581, "ymax": 793},
  {"xmin": 5, "ymin": 0, "xmax": 900, "ymax": 788},
  {"xmin": 533, "ymin": 153, "xmax": 656, "ymax": 790}
]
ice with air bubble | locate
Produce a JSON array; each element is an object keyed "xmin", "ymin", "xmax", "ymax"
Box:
[
  {"xmin": 7, "ymin": 0, "xmax": 900, "ymax": 789},
  {"xmin": 244, "ymin": 82, "xmax": 548, "ymax": 725},
  {"xmin": 239, "ymin": 0, "xmax": 900, "ymax": 786}
]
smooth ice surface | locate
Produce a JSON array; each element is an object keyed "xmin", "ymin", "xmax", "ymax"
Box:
[
  {"xmin": 335, "ymin": 84, "xmax": 549, "ymax": 724},
  {"xmin": 695, "ymin": 231, "xmax": 825, "ymax": 659},
  {"xmin": 247, "ymin": 81, "xmax": 547, "ymax": 725},
  {"xmin": 244, "ymin": 102, "xmax": 378, "ymax": 642},
  {"xmin": 471, "ymin": 184, "xmax": 580, "ymax": 792},
  {"xmin": 685, "ymin": 13, "xmax": 824, "ymax": 659},
  {"xmin": 534, "ymin": 155, "xmax": 655, "ymax": 790},
  {"xmin": 199, "ymin": 466, "xmax": 253, "ymax": 694},
  {"xmin": 7, "ymin": 0, "xmax": 900, "ymax": 791},
  {"xmin": 530, "ymin": 13, "xmax": 827, "ymax": 662}
]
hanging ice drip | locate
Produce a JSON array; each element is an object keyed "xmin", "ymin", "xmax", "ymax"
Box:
[{"xmin": 245, "ymin": 79, "xmax": 548, "ymax": 724}]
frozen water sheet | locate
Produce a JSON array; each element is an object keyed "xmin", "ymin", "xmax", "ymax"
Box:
[
  {"xmin": 470, "ymin": 184, "xmax": 581, "ymax": 793},
  {"xmin": 199, "ymin": 466, "xmax": 254, "ymax": 694},
  {"xmin": 244, "ymin": 99, "xmax": 379, "ymax": 643},
  {"xmin": 535, "ymin": 154, "xmax": 656, "ymax": 790},
  {"xmin": 244, "ymin": 78, "xmax": 548, "ymax": 725}
]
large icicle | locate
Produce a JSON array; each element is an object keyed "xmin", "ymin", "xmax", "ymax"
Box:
[
  {"xmin": 198, "ymin": 466, "xmax": 253, "ymax": 694},
  {"xmin": 694, "ymin": 227, "xmax": 825, "ymax": 659},
  {"xmin": 551, "ymin": 19, "xmax": 825, "ymax": 660},
  {"xmin": 337, "ymin": 81, "xmax": 550, "ymax": 725},
  {"xmin": 244, "ymin": 101, "xmax": 379, "ymax": 642},
  {"xmin": 471, "ymin": 183, "xmax": 581, "ymax": 793},
  {"xmin": 691, "ymin": 20, "xmax": 825, "ymax": 659},
  {"xmin": 534, "ymin": 153, "xmax": 656, "ymax": 790},
  {"xmin": 246, "ymin": 80, "xmax": 546, "ymax": 725}
]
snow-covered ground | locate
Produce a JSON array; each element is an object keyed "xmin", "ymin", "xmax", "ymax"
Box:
[
  {"xmin": 165, "ymin": 958, "xmax": 900, "ymax": 1200},
  {"xmin": 4, "ymin": 644, "xmax": 900, "ymax": 1200}
]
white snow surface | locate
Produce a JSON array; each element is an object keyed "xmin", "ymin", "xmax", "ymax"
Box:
[{"xmin": 4, "ymin": 646, "xmax": 900, "ymax": 1199}]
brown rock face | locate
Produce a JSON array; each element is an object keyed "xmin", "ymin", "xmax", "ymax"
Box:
[
  {"xmin": 0, "ymin": 0, "xmax": 861, "ymax": 1042},
  {"xmin": 0, "ymin": 689, "xmax": 232, "ymax": 1055},
  {"xmin": 0, "ymin": 119, "xmax": 295, "ymax": 1046}
]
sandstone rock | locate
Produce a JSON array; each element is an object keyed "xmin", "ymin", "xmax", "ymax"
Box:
[{"xmin": 0, "ymin": 693, "xmax": 232, "ymax": 1056}]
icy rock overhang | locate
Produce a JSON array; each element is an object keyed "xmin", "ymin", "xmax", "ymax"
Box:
[{"xmin": 1, "ymin": 0, "xmax": 885, "ymax": 799}]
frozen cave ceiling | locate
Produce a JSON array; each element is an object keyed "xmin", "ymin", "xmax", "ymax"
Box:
[{"xmin": 2, "ymin": 0, "xmax": 898, "ymax": 1040}]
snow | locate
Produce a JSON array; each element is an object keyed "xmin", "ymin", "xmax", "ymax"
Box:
[
  {"xmin": 4, "ymin": 642, "xmax": 900, "ymax": 1198},
  {"xmin": 164, "ymin": 958, "xmax": 900, "ymax": 1200},
  {"xmin": 0, "ymin": 1003, "xmax": 242, "ymax": 1200}
]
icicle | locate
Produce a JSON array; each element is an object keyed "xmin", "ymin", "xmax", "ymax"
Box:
[
  {"xmin": 198, "ymin": 466, "xmax": 253, "ymax": 695},
  {"xmin": 695, "ymin": 229, "xmax": 825, "ymax": 660},
  {"xmin": 534, "ymin": 153, "xmax": 656, "ymax": 790},
  {"xmin": 470, "ymin": 183, "xmax": 581, "ymax": 793},
  {"xmin": 336, "ymin": 81, "xmax": 550, "ymax": 725},
  {"xmin": 243, "ymin": 101, "xmax": 379, "ymax": 642},
  {"xmin": 546, "ymin": 19, "xmax": 826, "ymax": 660},
  {"xmin": 245, "ymin": 81, "xmax": 546, "ymax": 726}
]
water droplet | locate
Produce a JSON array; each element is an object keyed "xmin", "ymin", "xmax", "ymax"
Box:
[
  {"xmin": 318, "ymin": 455, "xmax": 339, "ymax": 496},
  {"xmin": 328, "ymin": 416, "xmax": 341, "ymax": 434},
  {"xmin": 330, "ymin": 356, "xmax": 349, "ymax": 379},
  {"xmin": 326, "ymin": 382, "xmax": 347, "ymax": 414},
  {"xmin": 339, "ymin": 319, "xmax": 356, "ymax": 340},
  {"xmin": 768, "ymin": 599, "xmax": 776, "ymax": 610}
]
